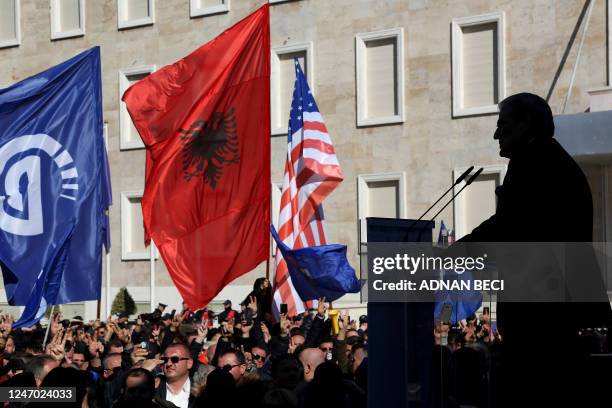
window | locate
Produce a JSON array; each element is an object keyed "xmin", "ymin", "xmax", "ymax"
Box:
[
  {"xmin": 451, "ymin": 12, "xmax": 506, "ymax": 117},
  {"xmin": 60, "ymin": 302, "xmax": 85, "ymax": 319},
  {"xmin": 453, "ymin": 164, "xmax": 506, "ymax": 239},
  {"xmin": 0, "ymin": 0, "xmax": 20, "ymax": 48},
  {"xmin": 357, "ymin": 172, "xmax": 407, "ymax": 243},
  {"xmin": 121, "ymin": 191, "xmax": 150, "ymax": 260},
  {"xmin": 50, "ymin": 0, "xmax": 85, "ymax": 40},
  {"xmin": 582, "ymin": 163, "xmax": 612, "ymax": 293},
  {"xmin": 355, "ymin": 28, "xmax": 405, "ymax": 127},
  {"xmin": 135, "ymin": 301, "xmax": 151, "ymax": 315},
  {"xmin": 119, "ymin": 66, "xmax": 155, "ymax": 150},
  {"xmin": 271, "ymin": 42, "xmax": 314, "ymax": 135},
  {"xmin": 0, "ymin": 303, "xmax": 22, "ymax": 319},
  {"xmin": 117, "ymin": 0, "xmax": 154, "ymax": 29},
  {"xmin": 190, "ymin": 0, "xmax": 229, "ymax": 17}
]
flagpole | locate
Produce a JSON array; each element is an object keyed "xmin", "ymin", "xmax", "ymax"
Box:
[
  {"xmin": 42, "ymin": 305, "xmax": 55, "ymax": 349},
  {"xmin": 150, "ymin": 240, "xmax": 156, "ymax": 311},
  {"xmin": 103, "ymin": 123, "xmax": 111, "ymax": 318},
  {"xmin": 105, "ymin": 250, "xmax": 111, "ymax": 317}
]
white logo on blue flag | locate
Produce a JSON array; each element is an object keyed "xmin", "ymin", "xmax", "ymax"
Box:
[{"xmin": 0, "ymin": 134, "xmax": 78, "ymax": 236}]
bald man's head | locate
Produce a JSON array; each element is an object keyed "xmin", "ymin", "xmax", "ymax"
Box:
[{"xmin": 299, "ymin": 348, "xmax": 325, "ymax": 382}]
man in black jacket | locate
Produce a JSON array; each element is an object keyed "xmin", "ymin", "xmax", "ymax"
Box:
[{"xmin": 458, "ymin": 93, "xmax": 611, "ymax": 406}]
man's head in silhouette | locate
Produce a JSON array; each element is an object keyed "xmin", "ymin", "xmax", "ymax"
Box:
[{"xmin": 494, "ymin": 93, "xmax": 554, "ymax": 158}]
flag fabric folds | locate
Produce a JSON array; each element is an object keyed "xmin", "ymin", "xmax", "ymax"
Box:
[
  {"xmin": 122, "ymin": 5, "xmax": 270, "ymax": 310},
  {"xmin": 0, "ymin": 47, "xmax": 111, "ymax": 328},
  {"xmin": 271, "ymin": 226, "xmax": 360, "ymax": 302},
  {"xmin": 434, "ymin": 220, "xmax": 482, "ymax": 324},
  {"xmin": 434, "ymin": 274, "xmax": 483, "ymax": 325},
  {"xmin": 273, "ymin": 59, "xmax": 344, "ymax": 317}
]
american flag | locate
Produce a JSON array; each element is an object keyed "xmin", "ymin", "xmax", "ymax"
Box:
[{"xmin": 272, "ymin": 59, "xmax": 343, "ymax": 317}]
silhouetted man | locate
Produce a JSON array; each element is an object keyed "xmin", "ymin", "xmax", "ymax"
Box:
[{"xmin": 459, "ymin": 93, "xmax": 611, "ymax": 406}]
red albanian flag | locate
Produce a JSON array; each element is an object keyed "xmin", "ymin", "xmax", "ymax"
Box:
[{"xmin": 122, "ymin": 4, "xmax": 270, "ymax": 310}]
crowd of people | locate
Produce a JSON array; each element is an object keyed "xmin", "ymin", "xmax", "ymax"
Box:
[
  {"xmin": 0, "ymin": 278, "xmax": 368, "ymax": 408},
  {"xmin": 431, "ymin": 308, "xmax": 610, "ymax": 407}
]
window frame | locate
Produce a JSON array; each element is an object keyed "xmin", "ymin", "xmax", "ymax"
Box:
[
  {"xmin": 117, "ymin": 0, "xmax": 155, "ymax": 30},
  {"xmin": 121, "ymin": 190, "xmax": 158, "ymax": 261},
  {"xmin": 357, "ymin": 171, "xmax": 407, "ymax": 243},
  {"xmin": 0, "ymin": 0, "xmax": 21, "ymax": 49},
  {"xmin": 355, "ymin": 27, "xmax": 405, "ymax": 127},
  {"xmin": 119, "ymin": 65, "xmax": 156, "ymax": 150},
  {"xmin": 452, "ymin": 164, "xmax": 507, "ymax": 239},
  {"xmin": 270, "ymin": 41, "xmax": 314, "ymax": 136},
  {"xmin": 50, "ymin": 0, "xmax": 86, "ymax": 40},
  {"xmin": 451, "ymin": 11, "xmax": 506, "ymax": 118},
  {"xmin": 189, "ymin": 0, "xmax": 229, "ymax": 17}
]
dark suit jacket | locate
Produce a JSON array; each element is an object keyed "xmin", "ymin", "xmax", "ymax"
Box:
[
  {"xmin": 154, "ymin": 377, "xmax": 196, "ymax": 408},
  {"xmin": 460, "ymin": 137, "xmax": 612, "ymax": 334},
  {"xmin": 458, "ymin": 137, "xmax": 612, "ymax": 406}
]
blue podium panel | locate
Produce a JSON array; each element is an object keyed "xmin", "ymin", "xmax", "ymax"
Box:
[{"xmin": 367, "ymin": 218, "xmax": 434, "ymax": 408}]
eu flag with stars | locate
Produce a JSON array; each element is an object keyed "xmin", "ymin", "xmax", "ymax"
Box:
[
  {"xmin": 0, "ymin": 47, "xmax": 111, "ymax": 328},
  {"xmin": 271, "ymin": 226, "xmax": 360, "ymax": 302}
]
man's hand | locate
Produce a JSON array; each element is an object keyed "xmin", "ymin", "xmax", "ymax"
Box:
[
  {"xmin": 47, "ymin": 344, "xmax": 65, "ymax": 362},
  {"xmin": 317, "ymin": 297, "xmax": 327, "ymax": 318},
  {"xmin": 105, "ymin": 316, "xmax": 115, "ymax": 342},
  {"xmin": 150, "ymin": 326, "xmax": 161, "ymax": 345},
  {"xmin": 337, "ymin": 310, "xmax": 349, "ymax": 341},
  {"xmin": 261, "ymin": 323, "xmax": 271, "ymax": 343},
  {"xmin": 288, "ymin": 336, "xmax": 301, "ymax": 354},
  {"xmin": 141, "ymin": 358, "xmax": 164, "ymax": 372},
  {"xmin": 280, "ymin": 314, "xmax": 291, "ymax": 337},
  {"xmin": 196, "ymin": 324, "xmax": 208, "ymax": 343},
  {"xmin": 50, "ymin": 313, "xmax": 61, "ymax": 337},
  {"xmin": 88, "ymin": 339, "xmax": 104, "ymax": 358},
  {"xmin": 45, "ymin": 329, "xmax": 67, "ymax": 362},
  {"xmin": 247, "ymin": 295, "xmax": 258, "ymax": 316},
  {"xmin": 130, "ymin": 346, "xmax": 148, "ymax": 365},
  {"xmin": 170, "ymin": 313, "xmax": 185, "ymax": 332}
]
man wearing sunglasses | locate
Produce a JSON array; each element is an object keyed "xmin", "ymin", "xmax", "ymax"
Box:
[
  {"xmin": 217, "ymin": 349, "xmax": 246, "ymax": 382},
  {"xmin": 250, "ymin": 345, "xmax": 268, "ymax": 370},
  {"xmin": 156, "ymin": 343, "xmax": 194, "ymax": 408}
]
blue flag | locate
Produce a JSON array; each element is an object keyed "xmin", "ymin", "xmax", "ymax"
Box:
[
  {"xmin": 0, "ymin": 47, "xmax": 111, "ymax": 328},
  {"xmin": 434, "ymin": 271, "xmax": 482, "ymax": 325},
  {"xmin": 434, "ymin": 221, "xmax": 481, "ymax": 324},
  {"xmin": 271, "ymin": 226, "xmax": 361, "ymax": 302}
]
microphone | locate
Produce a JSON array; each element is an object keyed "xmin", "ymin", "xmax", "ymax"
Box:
[
  {"xmin": 402, "ymin": 166, "xmax": 474, "ymax": 239},
  {"xmin": 427, "ymin": 167, "xmax": 484, "ymax": 222}
]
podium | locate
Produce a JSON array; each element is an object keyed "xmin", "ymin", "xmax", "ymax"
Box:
[{"xmin": 367, "ymin": 217, "xmax": 435, "ymax": 408}]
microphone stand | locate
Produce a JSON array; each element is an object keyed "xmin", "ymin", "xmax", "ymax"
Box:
[
  {"xmin": 402, "ymin": 166, "xmax": 474, "ymax": 241},
  {"xmin": 415, "ymin": 168, "xmax": 484, "ymax": 242}
]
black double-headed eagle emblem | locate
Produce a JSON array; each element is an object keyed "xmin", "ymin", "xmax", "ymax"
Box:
[{"xmin": 179, "ymin": 107, "xmax": 239, "ymax": 189}]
